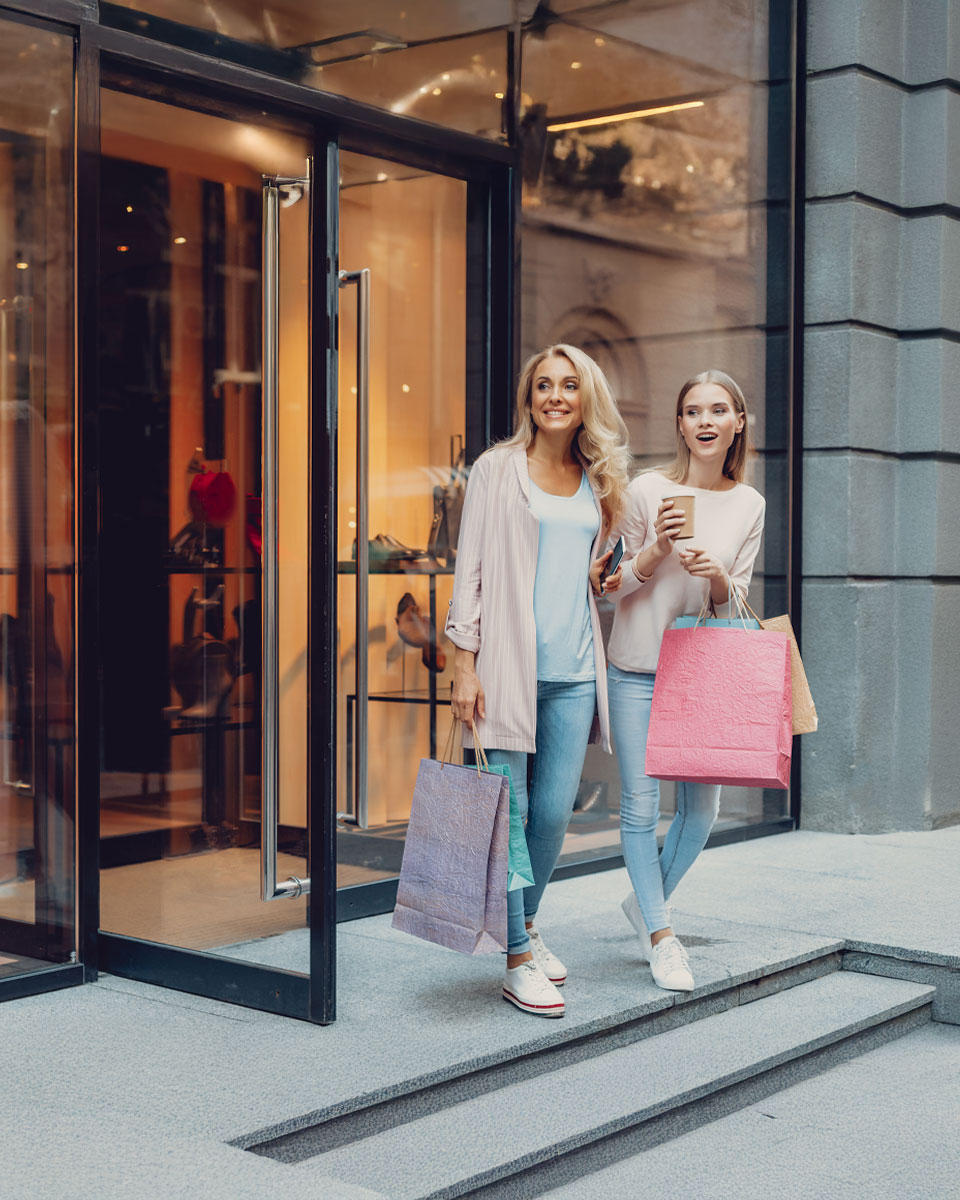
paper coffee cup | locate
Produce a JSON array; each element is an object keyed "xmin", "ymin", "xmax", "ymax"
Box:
[{"xmin": 665, "ymin": 494, "xmax": 695, "ymax": 539}]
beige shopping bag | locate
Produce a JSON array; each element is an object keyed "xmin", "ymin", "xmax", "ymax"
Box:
[{"xmin": 743, "ymin": 601, "xmax": 817, "ymax": 735}]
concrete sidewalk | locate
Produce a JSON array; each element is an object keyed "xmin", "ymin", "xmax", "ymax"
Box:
[{"xmin": 2, "ymin": 828, "xmax": 957, "ymax": 1199}]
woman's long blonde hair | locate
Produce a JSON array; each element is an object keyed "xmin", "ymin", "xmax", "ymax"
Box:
[
  {"xmin": 503, "ymin": 343, "xmax": 631, "ymax": 532},
  {"xmin": 660, "ymin": 369, "xmax": 750, "ymax": 484}
]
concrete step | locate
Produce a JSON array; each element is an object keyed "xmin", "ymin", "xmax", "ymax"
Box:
[
  {"xmin": 283, "ymin": 972, "xmax": 933, "ymax": 1199},
  {"xmin": 240, "ymin": 937, "xmax": 843, "ymax": 1162}
]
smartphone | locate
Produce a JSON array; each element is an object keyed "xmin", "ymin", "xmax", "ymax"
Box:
[{"xmin": 599, "ymin": 535, "xmax": 625, "ymax": 585}]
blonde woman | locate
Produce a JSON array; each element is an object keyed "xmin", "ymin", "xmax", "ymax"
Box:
[
  {"xmin": 446, "ymin": 344, "xmax": 630, "ymax": 1018},
  {"xmin": 593, "ymin": 370, "xmax": 765, "ymax": 994}
]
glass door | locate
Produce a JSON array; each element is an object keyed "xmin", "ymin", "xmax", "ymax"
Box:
[
  {"xmin": 95, "ymin": 84, "xmax": 327, "ymax": 1019},
  {"xmin": 0, "ymin": 17, "xmax": 77, "ymax": 990},
  {"xmin": 335, "ymin": 150, "xmax": 480, "ymax": 912}
]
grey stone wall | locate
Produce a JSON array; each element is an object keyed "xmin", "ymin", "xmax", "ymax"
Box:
[{"xmin": 801, "ymin": 0, "xmax": 960, "ymax": 831}]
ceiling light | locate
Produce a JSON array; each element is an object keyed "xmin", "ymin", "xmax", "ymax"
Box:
[
  {"xmin": 125, "ymin": 205, "xmax": 133, "ymax": 213},
  {"xmin": 173, "ymin": 236, "xmax": 187, "ymax": 244},
  {"xmin": 376, "ymin": 172, "xmax": 388, "ymax": 181},
  {"xmin": 570, "ymin": 61, "xmax": 582, "ymax": 70},
  {"xmin": 442, "ymin": 73, "xmax": 450, "ymax": 81},
  {"xmin": 495, "ymin": 91, "xmax": 504, "ymax": 100},
  {"xmin": 116, "ymin": 245, "xmax": 129, "ymax": 253},
  {"xmin": 401, "ymin": 384, "xmax": 410, "ymax": 393},
  {"xmin": 547, "ymin": 98, "xmax": 705, "ymax": 133},
  {"xmin": 16, "ymin": 261, "xmax": 28, "ymax": 270},
  {"xmin": 594, "ymin": 37, "xmax": 605, "ymax": 47},
  {"xmin": 432, "ymin": 87, "xmax": 442, "ymax": 95}
]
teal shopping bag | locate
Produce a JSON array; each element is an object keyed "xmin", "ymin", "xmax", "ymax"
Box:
[
  {"xmin": 672, "ymin": 615, "xmax": 760, "ymax": 630},
  {"xmin": 484, "ymin": 762, "xmax": 535, "ymax": 892}
]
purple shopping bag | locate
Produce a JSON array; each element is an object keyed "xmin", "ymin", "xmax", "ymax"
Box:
[
  {"xmin": 392, "ymin": 751, "xmax": 511, "ymax": 954},
  {"xmin": 645, "ymin": 624, "xmax": 792, "ymax": 789}
]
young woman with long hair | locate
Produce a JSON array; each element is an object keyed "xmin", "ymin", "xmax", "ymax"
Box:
[
  {"xmin": 592, "ymin": 370, "xmax": 765, "ymax": 993},
  {"xmin": 446, "ymin": 343, "xmax": 630, "ymax": 1017}
]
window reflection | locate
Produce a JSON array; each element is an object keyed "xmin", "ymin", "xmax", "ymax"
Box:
[{"xmin": 518, "ymin": 2, "xmax": 791, "ymax": 850}]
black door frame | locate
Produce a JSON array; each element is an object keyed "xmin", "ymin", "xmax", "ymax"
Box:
[{"xmin": 72, "ymin": 18, "xmax": 515, "ymax": 1023}]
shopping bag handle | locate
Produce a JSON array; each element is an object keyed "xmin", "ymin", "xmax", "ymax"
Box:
[
  {"xmin": 693, "ymin": 569, "xmax": 754, "ymax": 631},
  {"xmin": 440, "ymin": 717, "xmax": 489, "ymax": 778}
]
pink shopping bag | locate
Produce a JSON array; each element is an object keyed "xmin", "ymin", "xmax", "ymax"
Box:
[{"xmin": 645, "ymin": 624, "xmax": 793, "ymax": 789}]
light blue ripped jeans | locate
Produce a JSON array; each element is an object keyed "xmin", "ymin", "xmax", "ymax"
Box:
[
  {"xmin": 607, "ymin": 664, "xmax": 720, "ymax": 934},
  {"xmin": 486, "ymin": 678, "xmax": 597, "ymax": 955}
]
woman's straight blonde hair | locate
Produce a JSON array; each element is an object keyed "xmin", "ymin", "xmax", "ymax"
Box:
[
  {"xmin": 661, "ymin": 369, "xmax": 750, "ymax": 484},
  {"xmin": 503, "ymin": 343, "xmax": 631, "ymax": 532}
]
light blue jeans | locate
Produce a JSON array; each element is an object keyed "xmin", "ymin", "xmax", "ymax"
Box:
[
  {"xmin": 487, "ymin": 679, "xmax": 597, "ymax": 954},
  {"xmin": 607, "ymin": 664, "xmax": 720, "ymax": 934}
]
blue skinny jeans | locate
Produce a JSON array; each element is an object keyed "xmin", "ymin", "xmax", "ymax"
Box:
[
  {"xmin": 607, "ymin": 664, "xmax": 720, "ymax": 934},
  {"xmin": 486, "ymin": 678, "xmax": 597, "ymax": 954}
]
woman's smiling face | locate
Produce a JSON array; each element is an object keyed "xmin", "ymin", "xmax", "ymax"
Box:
[
  {"xmin": 678, "ymin": 382, "xmax": 743, "ymax": 465},
  {"xmin": 530, "ymin": 354, "xmax": 583, "ymax": 437}
]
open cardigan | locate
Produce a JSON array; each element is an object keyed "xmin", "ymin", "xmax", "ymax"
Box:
[{"xmin": 444, "ymin": 443, "xmax": 611, "ymax": 754}]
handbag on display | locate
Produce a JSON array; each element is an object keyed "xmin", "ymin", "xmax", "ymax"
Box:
[
  {"xmin": 428, "ymin": 435, "xmax": 467, "ymax": 564},
  {"xmin": 392, "ymin": 720, "xmax": 511, "ymax": 954},
  {"xmin": 170, "ymin": 586, "xmax": 236, "ymax": 721},
  {"xmin": 645, "ymin": 587, "xmax": 793, "ymax": 789}
]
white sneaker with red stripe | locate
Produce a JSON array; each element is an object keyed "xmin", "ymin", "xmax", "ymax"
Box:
[
  {"xmin": 526, "ymin": 924, "xmax": 567, "ymax": 985},
  {"xmin": 502, "ymin": 961, "xmax": 565, "ymax": 1018}
]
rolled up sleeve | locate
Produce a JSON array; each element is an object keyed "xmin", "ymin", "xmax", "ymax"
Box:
[{"xmin": 444, "ymin": 454, "xmax": 489, "ymax": 652}]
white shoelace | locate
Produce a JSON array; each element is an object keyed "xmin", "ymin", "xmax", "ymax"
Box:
[{"xmin": 656, "ymin": 938, "xmax": 690, "ymax": 973}]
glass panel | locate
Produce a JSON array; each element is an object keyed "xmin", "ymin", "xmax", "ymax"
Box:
[
  {"xmin": 97, "ymin": 89, "xmax": 311, "ymax": 972},
  {"xmin": 336, "ymin": 151, "xmax": 466, "ymax": 887},
  {"xmin": 518, "ymin": 1, "xmax": 792, "ymax": 861},
  {"xmin": 105, "ymin": 2, "xmax": 510, "ymax": 140},
  {"xmin": 0, "ymin": 21, "xmax": 76, "ymax": 981}
]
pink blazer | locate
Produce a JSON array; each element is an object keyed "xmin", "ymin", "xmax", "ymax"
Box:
[{"xmin": 444, "ymin": 444, "xmax": 611, "ymax": 754}]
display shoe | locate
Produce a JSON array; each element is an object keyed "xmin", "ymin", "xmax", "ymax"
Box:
[
  {"xmin": 502, "ymin": 960, "xmax": 565, "ymax": 1018},
  {"xmin": 649, "ymin": 935, "xmax": 694, "ymax": 992},
  {"xmin": 526, "ymin": 924, "xmax": 567, "ymax": 985},
  {"xmin": 396, "ymin": 592, "xmax": 446, "ymax": 673}
]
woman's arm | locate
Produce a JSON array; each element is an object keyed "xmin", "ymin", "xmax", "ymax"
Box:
[
  {"xmin": 679, "ymin": 497, "xmax": 766, "ymax": 611},
  {"xmin": 444, "ymin": 454, "xmax": 490, "ymax": 723}
]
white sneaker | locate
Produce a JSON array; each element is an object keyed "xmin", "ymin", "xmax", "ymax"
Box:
[
  {"xmin": 649, "ymin": 935, "xmax": 694, "ymax": 992},
  {"xmin": 503, "ymin": 961, "xmax": 565, "ymax": 1018},
  {"xmin": 621, "ymin": 894, "xmax": 673, "ymax": 963},
  {"xmin": 526, "ymin": 924, "xmax": 567, "ymax": 986}
]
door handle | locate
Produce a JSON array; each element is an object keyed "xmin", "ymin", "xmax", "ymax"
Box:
[
  {"xmin": 338, "ymin": 268, "xmax": 370, "ymax": 830},
  {"xmin": 260, "ymin": 173, "xmax": 310, "ymax": 901}
]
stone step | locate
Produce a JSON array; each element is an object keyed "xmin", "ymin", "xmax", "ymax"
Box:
[
  {"xmin": 284, "ymin": 972, "xmax": 933, "ymax": 1199},
  {"xmin": 240, "ymin": 934, "xmax": 843, "ymax": 1161}
]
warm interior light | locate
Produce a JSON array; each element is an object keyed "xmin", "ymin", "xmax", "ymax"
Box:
[
  {"xmin": 547, "ymin": 99, "xmax": 704, "ymax": 133},
  {"xmin": 15, "ymin": 262, "xmax": 28, "ymax": 270},
  {"xmin": 376, "ymin": 172, "xmax": 388, "ymax": 182},
  {"xmin": 125, "ymin": 205, "xmax": 133, "ymax": 213},
  {"xmin": 173, "ymin": 236, "xmax": 187, "ymax": 244},
  {"xmin": 594, "ymin": 37, "xmax": 605, "ymax": 47},
  {"xmin": 401, "ymin": 384, "xmax": 411, "ymax": 393},
  {"xmin": 116, "ymin": 245, "xmax": 129, "ymax": 253},
  {"xmin": 495, "ymin": 91, "xmax": 504, "ymax": 100},
  {"xmin": 432, "ymin": 87, "xmax": 442, "ymax": 95},
  {"xmin": 570, "ymin": 61, "xmax": 582, "ymax": 70},
  {"xmin": 442, "ymin": 73, "xmax": 450, "ymax": 81}
]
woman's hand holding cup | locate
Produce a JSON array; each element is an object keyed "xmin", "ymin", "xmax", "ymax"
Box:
[{"xmin": 653, "ymin": 498, "xmax": 688, "ymax": 554}]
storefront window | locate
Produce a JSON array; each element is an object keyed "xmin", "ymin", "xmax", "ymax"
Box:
[
  {"xmin": 102, "ymin": 1, "xmax": 511, "ymax": 140},
  {"xmin": 517, "ymin": 1, "xmax": 792, "ymax": 858},
  {"xmin": 0, "ymin": 21, "xmax": 76, "ymax": 980}
]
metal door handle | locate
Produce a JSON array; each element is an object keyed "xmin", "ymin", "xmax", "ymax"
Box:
[
  {"xmin": 261, "ymin": 173, "xmax": 310, "ymax": 901},
  {"xmin": 338, "ymin": 268, "xmax": 370, "ymax": 830}
]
